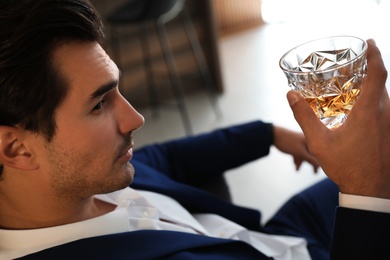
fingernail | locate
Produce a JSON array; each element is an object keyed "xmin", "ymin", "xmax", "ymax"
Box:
[
  {"xmin": 287, "ymin": 91, "xmax": 299, "ymax": 106},
  {"xmin": 367, "ymin": 38, "xmax": 376, "ymax": 45}
]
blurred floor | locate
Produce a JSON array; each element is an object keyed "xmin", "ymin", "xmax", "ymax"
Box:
[{"xmin": 131, "ymin": 3, "xmax": 390, "ymax": 223}]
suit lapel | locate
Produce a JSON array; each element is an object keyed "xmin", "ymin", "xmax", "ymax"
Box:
[{"xmin": 19, "ymin": 230, "xmax": 268, "ymax": 259}]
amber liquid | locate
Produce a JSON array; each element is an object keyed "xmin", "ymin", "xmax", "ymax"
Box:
[{"xmin": 304, "ymin": 88, "xmax": 361, "ymax": 119}]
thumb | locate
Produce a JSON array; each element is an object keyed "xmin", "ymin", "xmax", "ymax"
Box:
[{"xmin": 287, "ymin": 90, "xmax": 325, "ymax": 139}]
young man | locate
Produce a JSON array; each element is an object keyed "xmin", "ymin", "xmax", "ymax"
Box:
[{"xmin": 0, "ymin": 1, "xmax": 389, "ymax": 259}]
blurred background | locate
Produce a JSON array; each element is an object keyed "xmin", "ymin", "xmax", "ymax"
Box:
[{"xmin": 91, "ymin": 0, "xmax": 390, "ymax": 223}]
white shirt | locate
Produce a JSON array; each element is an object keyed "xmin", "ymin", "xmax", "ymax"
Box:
[
  {"xmin": 339, "ymin": 193, "xmax": 390, "ymax": 213},
  {"xmin": 0, "ymin": 187, "xmax": 309, "ymax": 260},
  {"xmin": 0, "ymin": 188, "xmax": 389, "ymax": 260}
]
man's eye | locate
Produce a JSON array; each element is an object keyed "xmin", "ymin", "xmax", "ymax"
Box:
[{"xmin": 92, "ymin": 100, "xmax": 105, "ymax": 111}]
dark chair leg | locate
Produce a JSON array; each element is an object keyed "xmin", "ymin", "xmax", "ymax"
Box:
[
  {"xmin": 156, "ymin": 20, "xmax": 193, "ymax": 135},
  {"xmin": 138, "ymin": 22, "xmax": 159, "ymax": 117},
  {"xmin": 180, "ymin": 6, "xmax": 222, "ymax": 119}
]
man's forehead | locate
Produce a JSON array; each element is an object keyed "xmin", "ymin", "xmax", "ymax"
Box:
[
  {"xmin": 53, "ymin": 41, "xmax": 111, "ymax": 73},
  {"xmin": 52, "ymin": 41, "xmax": 119, "ymax": 104}
]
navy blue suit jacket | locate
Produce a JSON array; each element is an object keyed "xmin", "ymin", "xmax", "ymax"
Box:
[{"xmin": 18, "ymin": 121, "xmax": 390, "ymax": 259}]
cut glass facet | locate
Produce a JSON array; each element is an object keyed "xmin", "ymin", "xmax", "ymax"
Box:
[
  {"xmin": 279, "ymin": 36, "xmax": 367, "ymax": 129},
  {"xmin": 293, "ymin": 48, "xmax": 358, "ymax": 72}
]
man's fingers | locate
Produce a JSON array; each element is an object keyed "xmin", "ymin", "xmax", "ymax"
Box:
[
  {"xmin": 358, "ymin": 39, "xmax": 388, "ymax": 108},
  {"xmin": 287, "ymin": 90, "xmax": 326, "ymax": 144}
]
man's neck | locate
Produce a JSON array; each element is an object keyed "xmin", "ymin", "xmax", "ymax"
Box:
[{"xmin": 0, "ymin": 196, "xmax": 116, "ymax": 230}]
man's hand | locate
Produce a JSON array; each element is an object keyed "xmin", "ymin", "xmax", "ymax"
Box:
[
  {"xmin": 273, "ymin": 126, "xmax": 319, "ymax": 173},
  {"xmin": 287, "ymin": 39, "xmax": 390, "ymax": 199}
]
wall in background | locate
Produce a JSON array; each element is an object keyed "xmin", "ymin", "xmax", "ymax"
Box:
[{"xmin": 212, "ymin": 0, "xmax": 264, "ymax": 37}]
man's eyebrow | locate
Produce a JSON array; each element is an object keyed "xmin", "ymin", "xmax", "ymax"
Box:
[
  {"xmin": 88, "ymin": 69, "xmax": 121, "ymax": 102},
  {"xmin": 89, "ymin": 80, "xmax": 118, "ymax": 100}
]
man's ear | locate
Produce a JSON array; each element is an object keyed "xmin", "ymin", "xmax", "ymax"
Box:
[{"xmin": 0, "ymin": 126, "xmax": 38, "ymax": 171}]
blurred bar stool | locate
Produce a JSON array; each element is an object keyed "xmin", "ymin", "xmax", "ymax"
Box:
[{"xmin": 107, "ymin": 0, "xmax": 221, "ymax": 135}]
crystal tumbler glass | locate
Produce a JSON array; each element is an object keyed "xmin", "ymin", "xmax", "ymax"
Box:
[{"xmin": 279, "ymin": 36, "xmax": 367, "ymax": 129}]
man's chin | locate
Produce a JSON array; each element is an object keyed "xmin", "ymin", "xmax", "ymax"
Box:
[
  {"xmin": 124, "ymin": 161, "xmax": 135, "ymax": 177},
  {"xmin": 119, "ymin": 162, "xmax": 135, "ymax": 187},
  {"xmin": 103, "ymin": 176, "xmax": 133, "ymax": 195}
]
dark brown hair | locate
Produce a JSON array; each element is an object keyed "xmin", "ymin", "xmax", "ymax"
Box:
[{"xmin": 0, "ymin": 0, "xmax": 106, "ymax": 175}]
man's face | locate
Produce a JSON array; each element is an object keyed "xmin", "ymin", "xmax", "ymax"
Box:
[{"xmin": 39, "ymin": 41, "xmax": 144, "ymax": 199}]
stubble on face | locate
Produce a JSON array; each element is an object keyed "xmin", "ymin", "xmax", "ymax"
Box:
[{"xmin": 43, "ymin": 135, "xmax": 135, "ymax": 201}]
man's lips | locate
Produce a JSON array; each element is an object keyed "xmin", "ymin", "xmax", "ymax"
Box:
[
  {"xmin": 117, "ymin": 138, "xmax": 134, "ymax": 162},
  {"xmin": 118, "ymin": 147, "xmax": 133, "ymax": 162}
]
